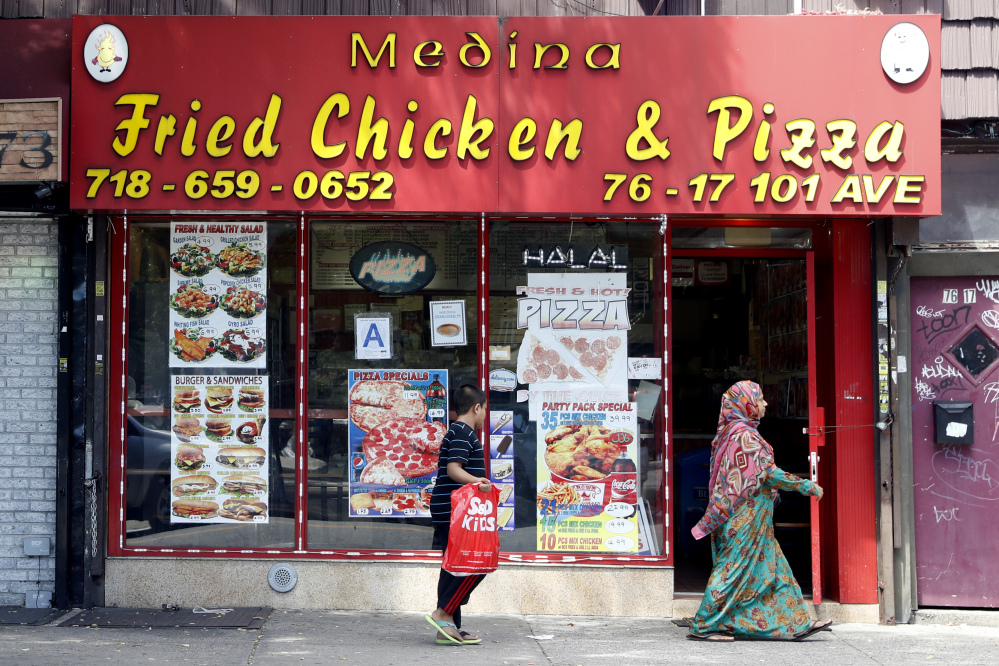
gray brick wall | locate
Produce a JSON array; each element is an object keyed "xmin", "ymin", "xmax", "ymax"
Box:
[{"xmin": 0, "ymin": 219, "xmax": 58, "ymax": 607}]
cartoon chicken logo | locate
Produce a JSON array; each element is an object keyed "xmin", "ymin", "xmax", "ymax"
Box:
[
  {"xmin": 92, "ymin": 31, "xmax": 122, "ymax": 73},
  {"xmin": 84, "ymin": 24, "xmax": 129, "ymax": 82},
  {"xmin": 880, "ymin": 22, "xmax": 929, "ymax": 85}
]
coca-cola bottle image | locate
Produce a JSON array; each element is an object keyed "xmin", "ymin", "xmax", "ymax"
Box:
[
  {"xmin": 426, "ymin": 374, "xmax": 447, "ymax": 423},
  {"xmin": 610, "ymin": 449, "xmax": 638, "ymax": 504}
]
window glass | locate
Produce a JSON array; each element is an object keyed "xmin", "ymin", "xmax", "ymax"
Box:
[
  {"xmin": 488, "ymin": 221, "xmax": 665, "ymax": 556},
  {"xmin": 306, "ymin": 220, "xmax": 479, "ymax": 550},
  {"xmin": 125, "ymin": 219, "xmax": 297, "ymax": 548}
]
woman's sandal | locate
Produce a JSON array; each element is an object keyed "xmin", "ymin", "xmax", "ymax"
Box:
[
  {"xmin": 687, "ymin": 632, "xmax": 735, "ymax": 641},
  {"xmin": 792, "ymin": 619, "xmax": 833, "ymax": 641}
]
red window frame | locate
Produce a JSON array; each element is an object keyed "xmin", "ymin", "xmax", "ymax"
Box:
[{"xmin": 106, "ymin": 214, "xmax": 672, "ymax": 567}]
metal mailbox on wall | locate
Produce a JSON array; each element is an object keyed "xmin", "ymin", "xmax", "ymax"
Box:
[{"xmin": 933, "ymin": 401, "xmax": 973, "ymax": 445}]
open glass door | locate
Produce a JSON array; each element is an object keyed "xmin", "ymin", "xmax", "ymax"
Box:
[{"xmin": 805, "ymin": 252, "xmax": 824, "ymax": 603}]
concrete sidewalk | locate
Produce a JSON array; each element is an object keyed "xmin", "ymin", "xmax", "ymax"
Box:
[{"xmin": 3, "ymin": 609, "xmax": 999, "ymax": 665}]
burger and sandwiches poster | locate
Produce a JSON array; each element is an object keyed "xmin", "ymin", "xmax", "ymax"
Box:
[
  {"xmin": 517, "ymin": 273, "xmax": 641, "ymax": 553},
  {"xmin": 171, "ymin": 375, "xmax": 270, "ymax": 523},
  {"xmin": 346, "ymin": 369, "xmax": 448, "ymax": 518},
  {"xmin": 168, "ymin": 221, "xmax": 267, "ymax": 369}
]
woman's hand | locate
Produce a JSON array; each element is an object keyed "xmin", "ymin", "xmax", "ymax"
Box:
[{"xmin": 813, "ymin": 484, "xmax": 824, "ymax": 500}]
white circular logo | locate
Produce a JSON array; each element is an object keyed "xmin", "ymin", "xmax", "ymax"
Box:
[
  {"xmin": 880, "ymin": 22, "xmax": 929, "ymax": 85},
  {"xmin": 85, "ymin": 24, "xmax": 129, "ymax": 82}
]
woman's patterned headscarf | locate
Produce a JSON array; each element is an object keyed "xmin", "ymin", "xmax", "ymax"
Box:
[{"xmin": 691, "ymin": 381, "xmax": 775, "ymax": 540}]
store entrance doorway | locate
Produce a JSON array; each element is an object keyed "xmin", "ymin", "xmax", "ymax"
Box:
[{"xmin": 671, "ymin": 254, "xmax": 821, "ymax": 600}]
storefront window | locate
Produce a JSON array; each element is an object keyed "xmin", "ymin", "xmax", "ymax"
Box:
[
  {"xmin": 306, "ymin": 220, "xmax": 479, "ymax": 550},
  {"xmin": 118, "ymin": 216, "xmax": 666, "ymax": 559},
  {"xmin": 488, "ymin": 221, "xmax": 665, "ymax": 556},
  {"xmin": 125, "ymin": 219, "xmax": 297, "ymax": 548}
]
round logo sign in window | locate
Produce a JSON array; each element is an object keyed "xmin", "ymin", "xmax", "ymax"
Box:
[
  {"xmin": 880, "ymin": 22, "xmax": 929, "ymax": 85},
  {"xmin": 84, "ymin": 24, "xmax": 129, "ymax": 82},
  {"xmin": 349, "ymin": 241, "xmax": 436, "ymax": 295}
]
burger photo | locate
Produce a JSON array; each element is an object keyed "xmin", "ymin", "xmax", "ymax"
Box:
[
  {"xmin": 235, "ymin": 418, "xmax": 265, "ymax": 445},
  {"xmin": 216, "ymin": 446, "xmax": 266, "ymax": 469},
  {"xmin": 204, "ymin": 386, "xmax": 234, "ymax": 413},
  {"xmin": 173, "ymin": 387, "xmax": 201, "ymax": 413},
  {"xmin": 172, "ymin": 416, "xmax": 202, "ymax": 443},
  {"xmin": 172, "ymin": 499, "xmax": 219, "ymax": 519},
  {"xmin": 237, "ymin": 386, "xmax": 265, "ymax": 412},
  {"xmin": 174, "ymin": 445, "xmax": 206, "ymax": 472},
  {"xmin": 218, "ymin": 497, "xmax": 268, "ymax": 521},
  {"xmin": 220, "ymin": 474, "xmax": 267, "ymax": 495},
  {"xmin": 204, "ymin": 417, "xmax": 233, "ymax": 442},
  {"xmin": 171, "ymin": 474, "xmax": 217, "ymax": 497}
]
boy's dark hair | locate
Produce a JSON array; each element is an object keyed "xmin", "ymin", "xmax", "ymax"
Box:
[{"xmin": 451, "ymin": 384, "xmax": 486, "ymax": 416}]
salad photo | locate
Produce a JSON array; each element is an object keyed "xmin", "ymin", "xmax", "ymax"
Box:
[
  {"xmin": 170, "ymin": 327, "xmax": 219, "ymax": 363},
  {"xmin": 218, "ymin": 329, "xmax": 265, "ymax": 363},
  {"xmin": 170, "ymin": 244, "xmax": 215, "ymax": 277},
  {"xmin": 220, "ymin": 286, "xmax": 266, "ymax": 319},
  {"xmin": 169, "ymin": 283, "xmax": 219, "ymax": 319},
  {"xmin": 216, "ymin": 243, "xmax": 266, "ymax": 278}
]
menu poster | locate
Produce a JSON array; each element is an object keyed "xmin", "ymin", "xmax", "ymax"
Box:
[
  {"xmin": 516, "ymin": 273, "xmax": 631, "ymax": 421},
  {"xmin": 346, "ymin": 369, "xmax": 449, "ymax": 518},
  {"xmin": 430, "ymin": 300, "xmax": 468, "ymax": 347},
  {"xmin": 488, "ymin": 411, "xmax": 516, "ymax": 531},
  {"xmin": 535, "ymin": 394, "xmax": 640, "ymax": 553},
  {"xmin": 169, "ymin": 374, "xmax": 270, "ymax": 524},
  {"xmin": 168, "ymin": 221, "xmax": 267, "ymax": 369}
]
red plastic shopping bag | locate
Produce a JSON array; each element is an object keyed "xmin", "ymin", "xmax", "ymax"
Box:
[{"xmin": 442, "ymin": 483, "xmax": 501, "ymax": 575}]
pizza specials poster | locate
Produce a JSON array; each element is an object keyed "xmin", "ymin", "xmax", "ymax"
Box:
[
  {"xmin": 168, "ymin": 221, "xmax": 267, "ymax": 370},
  {"xmin": 169, "ymin": 374, "xmax": 270, "ymax": 524},
  {"xmin": 516, "ymin": 273, "xmax": 639, "ymax": 553},
  {"xmin": 346, "ymin": 369, "xmax": 449, "ymax": 518}
]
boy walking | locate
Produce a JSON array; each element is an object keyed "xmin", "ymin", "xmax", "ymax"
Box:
[{"xmin": 425, "ymin": 384, "xmax": 491, "ymax": 646}]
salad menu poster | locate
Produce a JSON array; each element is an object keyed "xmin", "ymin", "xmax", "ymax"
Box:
[
  {"xmin": 346, "ymin": 369, "xmax": 448, "ymax": 518},
  {"xmin": 169, "ymin": 222, "xmax": 267, "ymax": 369},
  {"xmin": 169, "ymin": 374, "xmax": 270, "ymax": 524}
]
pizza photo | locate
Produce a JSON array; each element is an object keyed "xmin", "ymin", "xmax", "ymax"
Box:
[
  {"xmin": 553, "ymin": 333, "xmax": 625, "ymax": 385},
  {"xmin": 348, "ymin": 380, "xmax": 427, "ymax": 432},
  {"xmin": 391, "ymin": 492, "xmax": 422, "ymax": 514},
  {"xmin": 517, "ymin": 330, "xmax": 625, "ymax": 386},
  {"xmin": 360, "ymin": 418, "xmax": 446, "ymax": 480},
  {"xmin": 517, "ymin": 331, "xmax": 586, "ymax": 384},
  {"xmin": 358, "ymin": 457, "xmax": 405, "ymax": 486}
]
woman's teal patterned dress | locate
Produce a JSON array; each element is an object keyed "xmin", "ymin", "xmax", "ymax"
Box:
[
  {"xmin": 689, "ymin": 381, "xmax": 821, "ymax": 640},
  {"xmin": 690, "ymin": 467, "xmax": 820, "ymax": 639}
]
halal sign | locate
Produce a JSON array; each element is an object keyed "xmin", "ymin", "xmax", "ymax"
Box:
[{"xmin": 349, "ymin": 241, "xmax": 436, "ymax": 295}]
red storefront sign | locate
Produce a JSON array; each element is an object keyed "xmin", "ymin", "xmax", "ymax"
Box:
[{"xmin": 70, "ymin": 15, "xmax": 940, "ymax": 216}]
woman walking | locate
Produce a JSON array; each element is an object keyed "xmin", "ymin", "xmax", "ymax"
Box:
[{"xmin": 688, "ymin": 381, "xmax": 832, "ymax": 641}]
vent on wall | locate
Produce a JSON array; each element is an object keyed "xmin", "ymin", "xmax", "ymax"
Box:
[{"xmin": 268, "ymin": 563, "xmax": 298, "ymax": 593}]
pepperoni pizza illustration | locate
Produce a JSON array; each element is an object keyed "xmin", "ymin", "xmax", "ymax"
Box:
[
  {"xmin": 348, "ymin": 380, "xmax": 427, "ymax": 432},
  {"xmin": 359, "ymin": 418, "xmax": 446, "ymax": 481}
]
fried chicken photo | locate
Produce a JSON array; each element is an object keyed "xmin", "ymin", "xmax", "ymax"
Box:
[{"xmin": 543, "ymin": 424, "xmax": 621, "ymax": 480}]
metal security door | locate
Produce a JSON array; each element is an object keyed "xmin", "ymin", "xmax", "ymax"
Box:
[
  {"xmin": 911, "ymin": 277, "xmax": 999, "ymax": 607},
  {"xmin": 805, "ymin": 253, "xmax": 824, "ymax": 604}
]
